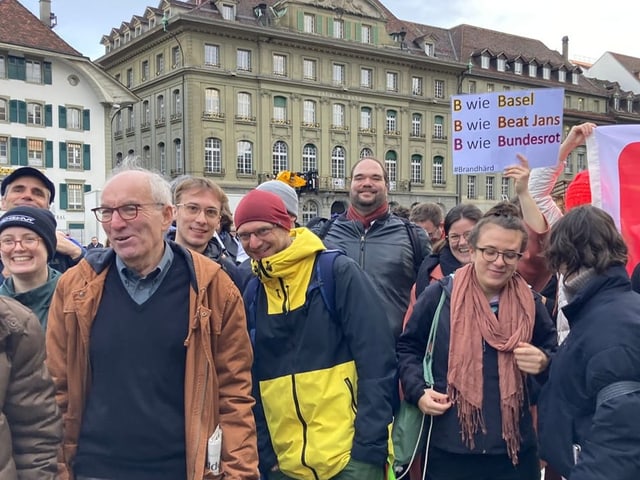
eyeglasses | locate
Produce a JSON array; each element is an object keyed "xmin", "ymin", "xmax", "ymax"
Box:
[
  {"xmin": 447, "ymin": 231, "xmax": 472, "ymax": 244},
  {"xmin": 236, "ymin": 225, "xmax": 278, "ymax": 242},
  {"xmin": 92, "ymin": 203, "xmax": 164, "ymax": 223},
  {"xmin": 175, "ymin": 203, "xmax": 220, "ymax": 219},
  {"xmin": 0, "ymin": 235, "xmax": 40, "ymax": 252},
  {"xmin": 477, "ymin": 246, "xmax": 523, "ymax": 265}
]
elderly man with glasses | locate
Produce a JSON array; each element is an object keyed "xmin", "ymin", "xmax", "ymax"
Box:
[{"xmin": 46, "ymin": 167, "xmax": 258, "ymax": 480}]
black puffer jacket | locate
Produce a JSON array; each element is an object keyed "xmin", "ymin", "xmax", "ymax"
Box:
[
  {"xmin": 317, "ymin": 212, "xmax": 430, "ymax": 338},
  {"xmin": 0, "ymin": 296, "xmax": 61, "ymax": 479},
  {"xmin": 538, "ymin": 266, "xmax": 640, "ymax": 479}
]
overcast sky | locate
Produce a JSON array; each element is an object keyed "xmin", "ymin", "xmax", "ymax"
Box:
[{"xmin": 20, "ymin": 0, "xmax": 640, "ymax": 62}]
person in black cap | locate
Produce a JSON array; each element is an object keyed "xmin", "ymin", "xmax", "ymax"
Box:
[
  {"xmin": 0, "ymin": 206, "xmax": 61, "ymax": 329},
  {"xmin": 1, "ymin": 166, "xmax": 84, "ymax": 276}
]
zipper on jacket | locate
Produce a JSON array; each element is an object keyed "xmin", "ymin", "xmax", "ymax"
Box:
[
  {"xmin": 359, "ymin": 234, "xmax": 366, "ymax": 267},
  {"xmin": 278, "ymin": 278, "xmax": 289, "ymax": 314},
  {"xmin": 344, "ymin": 377, "xmax": 357, "ymax": 415},
  {"xmin": 291, "ymin": 374, "xmax": 319, "ymax": 480}
]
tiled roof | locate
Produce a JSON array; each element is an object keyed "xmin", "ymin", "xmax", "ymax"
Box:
[
  {"xmin": 0, "ymin": 0, "xmax": 81, "ymax": 56},
  {"xmin": 610, "ymin": 52, "xmax": 640, "ymax": 76}
]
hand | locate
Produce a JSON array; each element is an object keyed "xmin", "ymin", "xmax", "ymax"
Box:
[
  {"xmin": 417, "ymin": 388, "xmax": 452, "ymax": 416},
  {"xmin": 565, "ymin": 122, "xmax": 596, "ymax": 150},
  {"xmin": 55, "ymin": 231, "xmax": 82, "ymax": 259},
  {"xmin": 514, "ymin": 342, "xmax": 549, "ymax": 374},
  {"xmin": 504, "ymin": 154, "xmax": 531, "ymax": 196}
]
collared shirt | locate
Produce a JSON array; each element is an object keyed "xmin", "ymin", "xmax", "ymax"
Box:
[{"xmin": 115, "ymin": 242, "xmax": 175, "ymax": 304}]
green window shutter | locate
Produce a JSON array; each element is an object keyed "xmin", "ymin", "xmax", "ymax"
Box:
[
  {"xmin": 45, "ymin": 104, "xmax": 53, "ymax": 126},
  {"xmin": 43, "ymin": 62, "xmax": 52, "ymax": 84},
  {"xmin": 297, "ymin": 11, "xmax": 304, "ymax": 31},
  {"xmin": 83, "ymin": 144, "xmax": 91, "ymax": 170},
  {"xmin": 83, "ymin": 109, "xmax": 90, "ymax": 131},
  {"xmin": 327, "ymin": 18, "xmax": 333, "ymax": 37},
  {"xmin": 59, "ymin": 142, "xmax": 67, "ymax": 169},
  {"xmin": 18, "ymin": 138, "xmax": 27, "ymax": 165},
  {"xmin": 373, "ymin": 26, "xmax": 379, "ymax": 44},
  {"xmin": 316, "ymin": 16, "xmax": 323, "ymax": 35},
  {"xmin": 355, "ymin": 23, "xmax": 362, "ymax": 42},
  {"xmin": 9, "ymin": 100, "xmax": 18, "ymax": 122},
  {"xmin": 45, "ymin": 141, "xmax": 53, "ymax": 168},
  {"xmin": 18, "ymin": 101, "xmax": 27, "ymax": 124},
  {"xmin": 10, "ymin": 137, "xmax": 19, "ymax": 165},
  {"xmin": 84, "ymin": 184, "xmax": 92, "ymax": 193},
  {"xmin": 8, "ymin": 56, "xmax": 26, "ymax": 80},
  {"xmin": 59, "ymin": 184, "xmax": 68, "ymax": 209},
  {"xmin": 68, "ymin": 222, "xmax": 84, "ymax": 230},
  {"xmin": 58, "ymin": 106, "xmax": 67, "ymax": 129},
  {"xmin": 274, "ymin": 96, "xmax": 286, "ymax": 108}
]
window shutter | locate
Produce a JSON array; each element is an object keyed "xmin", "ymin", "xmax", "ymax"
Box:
[
  {"xmin": 8, "ymin": 56, "xmax": 26, "ymax": 80},
  {"xmin": 84, "ymin": 184, "xmax": 92, "ymax": 193},
  {"xmin": 327, "ymin": 19, "xmax": 333, "ymax": 36},
  {"xmin": 355, "ymin": 23, "xmax": 362, "ymax": 42},
  {"xmin": 58, "ymin": 106, "xmax": 67, "ymax": 129},
  {"xmin": 18, "ymin": 101, "xmax": 27, "ymax": 124},
  {"xmin": 10, "ymin": 137, "xmax": 19, "ymax": 165},
  {"xmin": 43, "ymin": 62, "xmax": 53, "ymax": 84},
  {"xmin": 45, "ymin": 141, "xmax": 53, "ymax": 168},
  {"xmin": 373, "ymin": 26, "xmax": 379, "ymax": 44},
  {"xmin": 316, "ymin": 16, "xmax": 323, "ymax": 34},
  {"xmin": 18, "ymin": 138, "xmax": 27, "ymax": 165},
  {"xmin": 345, "ymin": 21, "xmax": 351, "ymax": 40},
  {"xmin": 297, "ymin": 11, "xmax": 303, "ymax": 31},
  {"xmin": 83, "ymin": 109, "xmax": 90, "ymax": 131},
  {"xmin": 59, "ymin": 183, "xmax": 68, "ymax": 209},
  {"xmin": 9, "ymin": 100, "xmax": 18, "ymax": 122},
  {"xmin": 59, "ymin": 142, "xmax": 67, "ymax": 169},
  {"xmin": 45, "ymin": 104, "xmax": 53, "ymax": 126},
  {"xmin": 83, "ymin": 144, "xmax": 91, "ymax": 170}
]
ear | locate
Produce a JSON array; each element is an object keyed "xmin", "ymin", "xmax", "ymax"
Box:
[{"xmin": 160, "ymin": 204, "xmax": 175, "ymax": 230}]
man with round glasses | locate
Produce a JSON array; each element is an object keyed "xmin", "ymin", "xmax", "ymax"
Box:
[{"xmin": 47, "ymin": 167, "xmax": 258, "ymax": 480}]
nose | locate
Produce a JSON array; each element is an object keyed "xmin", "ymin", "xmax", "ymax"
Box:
[
  {"xmin": 194, "ymin": 209, "xmax": 207, "ymax": 223},
  {"xmin": 493, "ymin": 252, "xmax": 507, "ymax": 266},
  {"xmin": 109, "ymin": 209, "xmax": 128, "ymax": 228},
  {"xmin": 247, "ymin": 233, "xmax": 263, "ymax": 250}
]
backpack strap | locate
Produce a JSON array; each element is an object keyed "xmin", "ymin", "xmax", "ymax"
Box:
[
  {"xmin": 307, "ymin": 250, "xmax": 342, "ymax": 321},
  {"xmin": 243, "ymin": 276, "xmax": 260, "ymax": 346},
  {"xmin": 399, "ymin": 217, "xmax": 424, "ymax": 274},
  {"xmin": 596, "ymin": 380, "xmax": 640, "ymax": 407},
  {"xmin": 317, "ymin": 216, "xmax": 338, "ymax": 240},
  {"xmin": 423, "ymin": 287, "xmax": 446, "ymax": 387}
]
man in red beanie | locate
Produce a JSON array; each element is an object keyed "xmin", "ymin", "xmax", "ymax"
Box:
[{"xmin": 236, "ymin": 189, "xmax": 396, "ymax": 480}]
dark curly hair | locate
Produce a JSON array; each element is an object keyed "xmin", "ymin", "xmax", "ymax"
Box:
[
  {"xmin": 469, "ymin": 201, "xmax": 528, "ymax": 252},
  {"xmin": 546, "ymin": 205, "xmax": 627, "ymax": 278}
]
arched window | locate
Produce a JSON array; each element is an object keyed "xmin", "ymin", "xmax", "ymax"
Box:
[
  {"xmin": 172, "ymin": 89, "xmax": 181, "ymax": 116},
  {"xmin": 432, "ymin": 156, "xmax": 444, "ymax": 185},
  {"xmin": 205, "ymin": 88, "xmax": 220, "ymax": 115},
  {"xmin": 204, "ymin": 138, "xmax": 222, "ymax": 173},
  {"xmin": 302, "ymin": 144, "xmax": 317, "ymax": 171},
  {"xmin": 410, "ymin": 154, "xmax": 423, "ymax": 183},
  {"xmin": 411, "ymin": 113, "xmax": 422, "ymax": 137},
  {"xmin": 237, "ymin": 92, "xmax": 252, "ymax": 118},
  {"xmin": 385, "ymin": 151, "xmax": 397, "ymax": 189},
  {"xmin": 174, "ymin": 139, "xmax": 183, "ymax": 173},
  {"xmin": 237, "ymin": 141, "xmax": 253, "ymax": 175},
  {"xmin": 302, "ymin": 200, "xmax": 319, "ymax": 226},
  {"xmin": 386, "ymin": 110, "xmax": 397, "ymax": 133},
  {"xmin": 360, "ymin": 107, "xmax": 372, "ymax": 130},
  {"xmin": 156, "ymin": 95, "xmax": 165, "ymax": 121},
  {"xmin": 331, "ymin": 146, "xmax": 346, "ymax": 179},
  {"xmin": 303, "ymin": 100, "xmax": 316, "ymax": 125},
  {"xmin": 272, "ymin": 140, "xmax": 288, "ymax": 175},
  {"xmin": 360, "ymin": 148, "xmax": 373, "ymax": 158},
  {"xmin": 158, "ymin": 142, "xmax": 166, "ymax": 174},
  {"xmin": 433, "ymin": 115, "xmax": 444, "ymax": 139},
  {"xmin": 273, "ymin": 96, "xmax": 287, "ymax": 122}
]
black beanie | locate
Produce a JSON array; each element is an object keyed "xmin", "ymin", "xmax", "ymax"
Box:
[{"xmin": 0, "ymin": 206, "xmax": 58, "ymax": 260}]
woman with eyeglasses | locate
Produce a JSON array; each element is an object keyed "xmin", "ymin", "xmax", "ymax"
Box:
[
  {"xmin": 397, "ymin": 203, "xmax": 557, "ymax": 480},
  {"xmin": 0, "ymin": 206, "xmax": 60, "ymax": 329}
]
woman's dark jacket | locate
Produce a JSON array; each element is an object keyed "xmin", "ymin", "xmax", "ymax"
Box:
[
  {"xmin": 397, "ymin": 275, "xmax": 557, "ymax": 456},
  {"xmin": 538, "ymin": 265, "xmax": 640, "ymax": 479}
]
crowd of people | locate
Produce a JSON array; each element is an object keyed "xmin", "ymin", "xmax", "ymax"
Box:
[{"xmin": 1, "ymin": 123, "xmax": 640, "ymax": 480}]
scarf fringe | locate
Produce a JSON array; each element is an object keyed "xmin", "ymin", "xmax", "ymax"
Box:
[{"xmin": 449, "ymin": 385, "xmax": 487, "ymax": 451}]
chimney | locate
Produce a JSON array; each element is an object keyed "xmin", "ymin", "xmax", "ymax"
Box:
[
  {"xmin": 39, "ymin": 0, "xmax": 54, "ymax": 28},
  {"xmin": 562, "ymin": 36, "xmax": 569, "ymax": 61}
]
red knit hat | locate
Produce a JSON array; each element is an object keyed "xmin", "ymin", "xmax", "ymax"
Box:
[
  {"xmin": 565, "ymin": 170, "xmax": 592, "ymax": 211},
  {"xmin": 234, "ymin": 189, "xmax": 291, "ymax": 230}
]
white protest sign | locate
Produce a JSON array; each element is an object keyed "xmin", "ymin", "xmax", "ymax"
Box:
[{"xmin": 451, "ymin": 88, "xmax": 564, "ymax": 174}]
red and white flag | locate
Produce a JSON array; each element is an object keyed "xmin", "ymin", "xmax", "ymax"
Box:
[{"xmin": 587, "ymin": 124, "xmax": 640, "ymax": 274}]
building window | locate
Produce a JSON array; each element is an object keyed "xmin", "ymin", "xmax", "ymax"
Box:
[
  {"xmin": 156, "ymin": 53, "xmax": 164, "ymax": 74},
  {"xmin": 572, "ymin": 72, "xmax": 579, "ymax": 85},
  {"xmin": 302, "ymin": 144, "xmax": 317, "ymax": 171},
  {"xmin": 486, "ymin": 176, "xmax": 495, "ymax": 200},
  {"xmin": 614, "ymin": 95, "xmax": 620, "ymax": 111},
  {"xmin": 487, "ymin": 83, "xmax": 494, "ymax": 92},
  {"xmin": 332, "ymin": 104, "xmax": 345, "ymax": 128},
  {"xmin": 468, "ymin": 80, "xmax": 477, "ymax": 94},
  {"xmin": 529, "ymin": 64, "xmax": 537, "ymax": 77},
  {"xmin": 303, "ymin": 13, "xmax": 315, "ymax": 33},
  {"xmin": 386, "ymin": 110, "xmax": 397, "ymax": 133},
  {"xmin": 361, "ymin": 68, "xmax": 373, "ymax": 88},
  {"xmin": 172, "ymin": 89, "xmax": 181, "ymax": 116},
  {"xmin": 497, "ymin": 57, "xmax": 506, "ymax": 72},
  {"xmin": 412, "ymin": 76, "xmax": 423, "ymax": 96},
  {"xmin": 142, "ymin": 145, "xmax": 150, "ymax": 168},
  {"xmin": 411, "ymin": 113, "xmax": 422, "ymax": 137},
  {"xmin": 432, "ymin": 156, "xmax": 444, "ymax": 185},
  {"xmin": 411, "ymin": 154, "xmax": 422, "ymax": 183},
  {"xmin": 360, "ymin": 107, "xmax": 372, "ymax": 130},
  {"xmin": 237, "ymin": 49, "xmax": 251, "ymax": 71},
  {"xmin": 467, "ymin": 176, "xmax": 477, "ymax": 199},
  {"xmin": 303, "ymin": 100, "xmax": 316, "ymax": 125},
  {"xmin": 221, "ymin": 4, "xmax": 235, "ymax": 20},
  {"xmin": 272, "ymin": 140, "xmax": 288, "ymax": 175},
  {"xmin": 66, "ymin": 107, "xmax": 82, "ymax": 130},
  {"xmin": 543, "ymin": 65, "xmax": 551, "ymax": 80},
  {"xmin": 333, "ymin": 63, "xmax": 345, "ymax": 86},
  {"xmin": 67, "ymin": 142, "xmax": 82, "ymax": 170},
  {"xmin": 237, "ymin": 92, "xmax": 252, "ymax": 118},
  {"xmin": 331, "ymin": 146, "xmax": 346, "ymax": 179},
  {"xmin": 25, "ymin": 59, "xmax": 42, "ymax": 83},
  {"xmin": 333, "ymin": 19, "xmax": 344, "ymax": 39},
  {"xmin": 501, "ymin": 177, "xmax": 510, "ymax": 198},
  {"xmin": 127, "ymin": 107, "xmax": 134, "ymax": 129},
  {"xmin": 385, "ymin": 151, "xmax": 397, "ymax": 188},
  {"xmin": 424, "ymin": 43, "xmax": 434, "ymax": 56},
  {"xmin": 204, "ymin": 44, "xmax": 220, "ymax": 66},
  {"xmin": 273, "ymin": 96, "xmax": 287, "ymax": 122},
  {"xmin": 302, "ymin": 201, "xmax": 319, "ymax": 226},
  {"xmin": 67, "ymin": 183, "xmax": 84, "ymax": 210},
  {"xmin": 142, "ymin": 60, "xmax": 149, "ymax": 80},
  {"xmin": 628, "ymin": 96, "xmax": 635, "ymax": 114},
  {"xmin": 594, "ymin": 100, "xmax": 600, "ymax": 113},
  {"xmin": 0, "ymin": 56, "xmax": 5, "ymax": 78},
  {"xmin": 360, "ymin": 148, "xmax": 373, "ymax": 158},
  {"xmin": 577, "ymin": 152, "xmax": 586, "ymax": 171},
  {"xmin": 174, "ymin": 139, "xmax": 183, "ymax": 173},
  {"xmin": 142, "ymin": 100, "xmax": 150, "ymax": 125},
  {"xmin": 204, "ymin": 138, "xmax": 222, "ymax": 174},
  {"xmin": 386, "ymin": 71, "xmax": 398, "ymax": 92},
  {"xmin": 514, "ymin": 60, "xmax": 522, "ymax": 75},
  {"xmin": 434, "ymin": 115, "xmax": 444, "ymax": 139},
  {"xmin": 273, "ymin": 54, "xmax": 287, "ymax": 76},
  {"xmin": 237, "ymin": 140, "xmax": 253, "ymax": 174},
  {"xmin": 28, "ymin": 139, "xmax": 44, "ymax": 167},
  {"xmin": 564, "ymin": 96, "xmax": 571, "ymax": 109},
  {"xmin": 172, "ymin": 46, "xmax": 181, "ymax": 67},
  {"xmin": 126, "ymin": 68, "xmax": 133, "ymax": 87},
  {"xmin": 303, "ymin": 58, "xmax": 316, "ymax": 80},
  {"xmin": 434, "ymin": 79, "xmax": 444, "ymax": 98},
  {"xmin": 156, "ymin": 95, "xmax": 165, "ymax": 121},
  {"xmin": 0, "ymin": 136, "xmax": 8, "ymax": 164},
  {"xmin": 481, "ymin": 54, "xmax": 490, "ymax": 69},
  {"xmin": 27, "ymin": 102, "xmax": 43, "ymax": 126},
  {"xmin": 558, "ymin": 70, "xmax": 566, "ymax": 82},
  {"xmin": 158, "ymin": 142, "xmax": 166, "ymax": 173},
  {"xmin": 578, "ymin": 97, "xmax": 585, "ymax": 111},
  {"xmin": 205, "ymin": 88, "xmax": 220, "ymax": 114},
  {"xmin": 361, "ymin": 24, "xmax": 372, "ymax": 43},
  {"xmin": 0, "ymin": 98, "xmax": 6, "ymax": 122}
]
